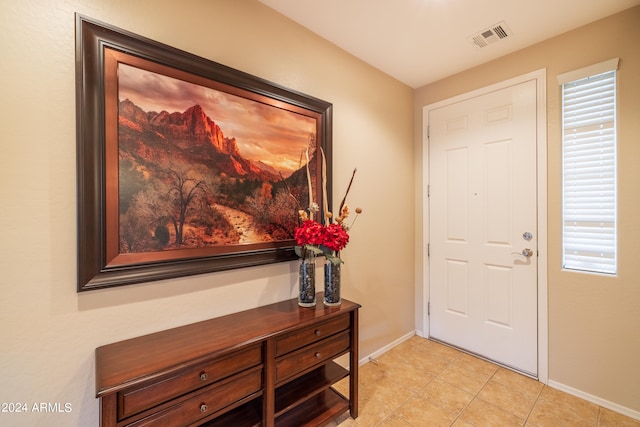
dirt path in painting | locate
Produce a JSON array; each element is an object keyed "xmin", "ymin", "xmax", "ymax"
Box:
[{"xmin": 213, "ymin": 204, "xmax": 273, "ymax": 244}]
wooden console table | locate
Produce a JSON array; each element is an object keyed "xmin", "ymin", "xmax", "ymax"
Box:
[{"xmin": 95, "ymin": 295, "xmax": 360, "ymax": 426}]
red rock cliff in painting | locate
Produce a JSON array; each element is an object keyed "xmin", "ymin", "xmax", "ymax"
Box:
[{"xmin": 118, "ymin": 99, "xmax": 275, "ymax": 180}]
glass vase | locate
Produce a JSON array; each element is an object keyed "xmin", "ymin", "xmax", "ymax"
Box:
[
  {"xmin": 298, "ymin": 256, "xmax": 316, "ymax": 307},
  {"xmin": 323, "ymin": 261, "xmax": 341, "ymax": 306}
]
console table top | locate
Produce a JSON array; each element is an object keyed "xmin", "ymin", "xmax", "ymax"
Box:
[{"xmin": 95, "ymin": 295, "xmax": 360, "ymax": 397}]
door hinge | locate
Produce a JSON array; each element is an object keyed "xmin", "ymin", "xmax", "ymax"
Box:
[
  {"xmin": 427, "ymin": 125, "xmax": 430, "ymax": 139},
  {"xmin": 427, "ymin": 301, "xmax": 430, "ymax": 316},
  {"xmin": 427, "ymin": 243, "xmax": 430, "ymax": 257},
  {"xmin": 427, "ymin": 184, "xmax": 430, "ymax": 197}
]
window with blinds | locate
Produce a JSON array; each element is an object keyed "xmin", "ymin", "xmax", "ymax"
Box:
[{"xmin": 560, "ymin": 59, "xmax": 617, "ymax": 274}]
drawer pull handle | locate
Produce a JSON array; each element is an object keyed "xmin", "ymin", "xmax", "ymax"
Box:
[
  {"xmin": 314, "ymin": 329, "xmax": 322, "ymax": 336},
  {"xmin": 200, "ymin": 403, "xmax": 208, "ymax": 413},
  {"xmin": 315, "ymin": 352, "xmax": 322, "ymax": 359},
  {"xmin": 200, "ymin": 372, "xmax": 208, "ymax": 382}
]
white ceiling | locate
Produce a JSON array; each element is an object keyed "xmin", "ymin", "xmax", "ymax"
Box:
[{"xmin": 257, "ymin": 0, "xmax": 640, "ymax": 88}]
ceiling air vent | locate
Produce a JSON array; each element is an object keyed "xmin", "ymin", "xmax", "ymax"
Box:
[{"xmin": 468, "ymin": 21, "xmax": 513, "ymax": 48}]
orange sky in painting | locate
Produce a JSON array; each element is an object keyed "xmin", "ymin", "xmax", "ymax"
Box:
[{"xmin": 118, "ymin": 63, "xmax": 316, "ymax": 175}]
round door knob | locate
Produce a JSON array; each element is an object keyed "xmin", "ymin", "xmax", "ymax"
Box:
[
  {"xmin": 200, "ymin": 372, "xmax": 208, "ymax": 381},
  {"xmin": 314, "ymin": 329, "xmax": 322, "ymax": 336},
  {"xmin": 315, "ymin": 352, "xmax": 322, "ymax": 359},
  {"xmin": 200, "ymin": 403, "xmax": 208, "ymax": 413}
]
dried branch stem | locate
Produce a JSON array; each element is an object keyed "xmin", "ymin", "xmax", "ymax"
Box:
[{"xmin": 338, "ymin": 168, "xmax": 357, "ymax": 215}]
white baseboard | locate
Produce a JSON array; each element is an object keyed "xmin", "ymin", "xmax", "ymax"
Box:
[
  {"xmin": 548, "ymin": 380, "xmax": 640, "ymax": 421},
  {"xmin": 359, "ymin": 330, "xmax": 416, "ymax": 366}
]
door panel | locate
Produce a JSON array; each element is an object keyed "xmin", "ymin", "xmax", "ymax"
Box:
[{"xmin": 429, "ymin": 80, "xmax": 538, "ymax": 375}]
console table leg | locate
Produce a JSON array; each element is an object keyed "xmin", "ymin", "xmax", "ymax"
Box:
[{"xmin": 349, "ymin": 309, "xmax": 359, "ymax": 419}]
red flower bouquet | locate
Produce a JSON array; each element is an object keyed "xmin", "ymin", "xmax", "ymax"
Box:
[
  {"xmin": 294, "ymin": 219, "xmax": 325, "ymax": 259},
  {"xmin": 294, "ymin": 220, "xmax": 324, "ymax": 246},
  {"xmin": 322, "ymin": 223, "xmax": 350, "ymax": 253}
]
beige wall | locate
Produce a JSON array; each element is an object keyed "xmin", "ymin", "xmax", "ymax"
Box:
[
  {"xmin": 0, "ymin": 1, "xmax": 414, "ymax": 425},
  {"xmin": 415, "ymin": 6, "xmax": 640, "ymax": 415}
]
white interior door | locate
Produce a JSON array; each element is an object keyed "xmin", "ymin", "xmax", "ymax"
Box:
[{"xmin": 428, "ymin": 79, "xmax": 538, "ymax": 376}]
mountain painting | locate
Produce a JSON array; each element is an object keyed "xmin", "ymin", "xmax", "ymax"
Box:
[{"xmin": 116, "ymin": 63, "xmax": 320, "ymax": 254}]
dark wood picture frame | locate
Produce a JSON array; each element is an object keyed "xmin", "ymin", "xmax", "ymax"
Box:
[{"xmin": 75, "ymin": 14, "xmax": 332, "ymax": 291}]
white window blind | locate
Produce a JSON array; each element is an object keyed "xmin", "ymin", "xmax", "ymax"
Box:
[{"xmin": 561, "ymin": 61, "xmax": 617, "ymax": 274}]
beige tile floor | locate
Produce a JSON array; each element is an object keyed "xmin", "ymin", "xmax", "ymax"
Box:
[{"xmin": 329, "ymin": 336, "xmax": 640, "ymax": 427}]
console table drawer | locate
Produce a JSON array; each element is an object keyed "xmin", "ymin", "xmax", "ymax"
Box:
[
  {"xmin": 275, "ymin": 314, "xmax": 350, "ymax": 357},
  {"xmin": 125, "ymin": 367, "xmax": 262, "ymax": 427},
  {"xmin": 118, "ymin": 344, "xmax": 262, "ymax": 420},
  {"xmin": 275, "ymin": 331, "xmax": 350, "ymax": 383}
]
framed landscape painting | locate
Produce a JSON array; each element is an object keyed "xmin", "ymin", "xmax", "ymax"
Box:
[{"xmin": 75, "ymin": 15, "xmax": 332, "ymax": 291}]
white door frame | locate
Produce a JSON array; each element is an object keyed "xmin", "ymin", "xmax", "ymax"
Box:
[{"xmin": 421, "ymin": 69, "xmax": 548, "ymax": 383}]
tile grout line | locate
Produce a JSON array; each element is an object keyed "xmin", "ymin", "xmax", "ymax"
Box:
[
  {"xmin": 443, "ymin": 353, "xmax": 466, "ymax": 426},
  {"xmin": 386, "ymin": 343, "xmax": 466, "ymax": 427},
  {"xmin": 453, "ymin": 365, "xmax": 501, "ymax": 426},
  {"xmin": 434, "ymin": 348, "xmax": 480, "ymax": 426},
  {"xmin": 402, "ymin": 341, "xmax": 473, "ymax": 426},
  {"xmin": 435, "ymin": 347, "xmax": 502, "ymax": 426},
  {"xmin": 522, "ymin": 382, "xmax": 546, "ymax": 426}
]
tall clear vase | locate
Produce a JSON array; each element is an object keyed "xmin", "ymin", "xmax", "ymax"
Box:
[
  {"xmin": 323, "ymin": 261, "xmax": 341, "ymax": 306},
  {"xmin": 298, "ymin": 255, "xmax": 316, "ymax": 307}
]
